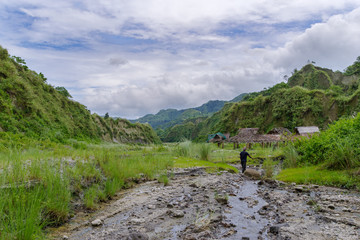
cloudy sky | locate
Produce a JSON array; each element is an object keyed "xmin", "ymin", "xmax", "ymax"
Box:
[{"xmin": 1, "ymin": 0, "xmax": 360, "ymax": 119}]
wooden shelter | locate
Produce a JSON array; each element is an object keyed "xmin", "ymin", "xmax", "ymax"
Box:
[
  {"xmin": 228, "ymin": 128, "xmax": 285, "ymax": 149},
  {"xmin": 207, "ymin": 132, "xmax": 229, "ymax": 148}
]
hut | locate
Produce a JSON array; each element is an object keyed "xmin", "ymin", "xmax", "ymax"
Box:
[
  {"xmin": 267, "ymin": 127, "xmax": 291, "ymax": 136},
  {"xmin": 295, "ymin": 126, "xmax": 320, "ymax": 136},
  {"xmin": 228, "ymin": 128, "xmax": 284, "ymax": 149},
  {"xmin": 207, "ymin": 132, "xmax": 229, "ymax": 148}
]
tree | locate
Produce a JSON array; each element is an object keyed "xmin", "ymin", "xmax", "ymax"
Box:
[
  {"xmin": 104, "ymin": 112, "xmax": 109, "ymax": 119},
  {"xmin": 11, "ymin": 55, "xmax": 28, "ymax": 70},
  {"xmin": 55, "ymin": 86, "xmax": 72, "ymax": 98},
  {"xmin": 344, "ymin": 56, "xmax": 360, "ymax": 76},
  {"xmin": 39, "ymin": 72, "xmax": 47, "ymax": 82}
]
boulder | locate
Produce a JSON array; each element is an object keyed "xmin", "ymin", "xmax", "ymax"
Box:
[
  {"xmin": 167, "ymin": 209, "xmax": 185, "ymax": 218},
  {"xmin": 244, "ymin": 169, "xmax": 261, "ymax": 180},
  {"xmin": 91, "ymin": 219, "xmax": 103, "ymax": 227},
  {"xmin": 126, "ymin": 232, "xmax": 149, "ymax": 240}
]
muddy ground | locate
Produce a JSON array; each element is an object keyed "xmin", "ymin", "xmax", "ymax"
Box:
[{"xmin": 52, "ymin": 165, "xmax": 360, "ymax": 240}]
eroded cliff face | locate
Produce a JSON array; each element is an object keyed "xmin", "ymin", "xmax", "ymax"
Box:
[
  {"xmin": 0, "ymin": 45, "xmax": 160, "ymax": 144},
  {"xmin": 93, "ymin": 115, "xmax": 161, "ymax": 144}
]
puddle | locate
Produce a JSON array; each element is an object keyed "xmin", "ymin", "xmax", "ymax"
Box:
[{"xmin": 224, "ymin": 180, "xmax": 269, "ymax": 240}]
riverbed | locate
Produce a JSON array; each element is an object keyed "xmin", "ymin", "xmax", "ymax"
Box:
[{"xmin": 51, "ymin": 166, "xmax": 360, "ymax": 240}]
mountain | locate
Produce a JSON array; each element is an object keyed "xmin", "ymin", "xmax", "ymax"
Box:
[
  {"xmin": 0, "ymin": 45, "xmax": 160, "ymax": 144},
  {"xmin": 162, "ymin": 61, "xmax": 360, "ymax": 142},
  {"xmin": 132, "ymin": 93, "xmax": 248, "ymax": 131}
]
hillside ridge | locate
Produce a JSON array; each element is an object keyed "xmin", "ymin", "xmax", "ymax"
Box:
[{"xmin": 0, "ymin": 45, "xmax": 160, "ymax": 144}]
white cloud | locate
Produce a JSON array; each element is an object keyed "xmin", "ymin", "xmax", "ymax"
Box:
[{"xmin": 1, "ymin": 1, "xmax": 360, "ymax": 118}]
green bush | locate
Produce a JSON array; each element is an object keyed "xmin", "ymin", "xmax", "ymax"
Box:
[
  {"xmin": 198, "ymin": 143, "xmax": 211, "ymax": 161},
  {"xmin": 282, "ymin": 144, "xmax": 299, "ymax": 168},
  {"xmin": 295, "ymin": 113, "xmax": 360, "ymax": 170}
]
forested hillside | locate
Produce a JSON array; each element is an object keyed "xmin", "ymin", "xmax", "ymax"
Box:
[
  {"xmin": 163, "ymin": 60, "xmax": 360, "ymax": 142},
  {"xmin": 0, "ymin": 46, "xmax": 160, "ymax": 144},
  {"xmin": 132, "ymin": 94, "xmax": 248, "ymax": 130}
]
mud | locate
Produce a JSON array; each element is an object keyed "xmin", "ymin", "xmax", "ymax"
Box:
[{"xmin": 52, "ymin": 166, "xmax": 360, "ymax": 240}]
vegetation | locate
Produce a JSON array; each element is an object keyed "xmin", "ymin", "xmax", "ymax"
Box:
[
  {"xmin": 133, "ymin": 94, "xmax": 248, "ymax": 142},
  {"xmin": 293, "ymin": 113, "xmax": 360, "ymax": 170},
  {"xmin": 276, "ymin": 166, "xmax": 360, "ymax": 189},
  {"xmin": 0, "ymin": 140, "xmax": 243, "ymax": 239},
  {"xmin": 165, "ymin": 59, "xmax": 360, "ymax": 141},
  {"xmin": 0, "ymin": 45, "xmax": 160, "ymax": 144},
  {"xmin": 1, "ymin": 45, "xmax": 360, "ymax": 239}
]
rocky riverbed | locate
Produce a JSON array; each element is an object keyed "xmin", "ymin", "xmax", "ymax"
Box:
[{"xmin": 52, "ymin": 166, "xmax": 360, "ymax": 240}]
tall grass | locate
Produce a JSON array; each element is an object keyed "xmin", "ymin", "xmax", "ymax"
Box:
[
  {"xmin": 0, "ymin": 143, "xmax": 173, "ymax": 239},
  {"xmin": 262, "ymin": 159, "xmax": 275, "ymax": 178},
  {"xmin": 282, "ymin": 144, "xmax": 299, "ymax": 168},
  {"xmin": 323, "ymin": 142, "xmax": 360, "ymax": 170},
  {"xmin": 198, "ymin": 143, "xmax": 211, "ymax": 161},
  {"xmin": 177, "ymin": 140, "xmax": 192, "ymax": 157}
]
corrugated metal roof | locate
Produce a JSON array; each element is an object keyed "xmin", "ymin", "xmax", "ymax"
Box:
[
  {"xmin": 207, "ymin": 132, "xmax": 227, "ymax": 142},
  {"xmin": 295, "ymin": 126, "xmax": 320, "ymax": 135}
]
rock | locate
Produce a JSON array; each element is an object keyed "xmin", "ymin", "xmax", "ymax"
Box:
[
  {"xmin": 269, "ymin": 225, "xmax": 280, "ymax": 235},
  {"xmin": 91, "ymin": 219, "xmax": 103, "ymax": 227},
  {"xmin": 328, "ymin": 205, "xmax": 335, "ymax": 210},
  {"xmin": 215, "ymin": 195, "xmax": 228, "ymax": 204},
  {"xmin": 147, "ymin": 204, "xmax": 156, "ymax": 209},
  {"xmin": 244, "ymin": 169, "xmax": 261, "ymax": 180},
  {"xmin": 130, "ymin": 218, "xmax": 145, "ymax": 224},
  {"xmin": 342, "ymin": 208, "xmax": 351, "ymax": 212},
  {"xmin": 62, "ymin": 236, "xmax": 69, "ymax": 240},
  {"xmin": 126, "ymin": 231, "xmax": 149, "ymax": 240},
  {"xmin": 189, "ymin": 182, "xmax": 200, "ymax": 188},
  {"xmin": 223, "ymin": 229, "xmax": 237, "ymax": 237},
  {"xmin": 167, "ymin": 210, "xmax": 185, "ymax": 218},
  {"xmin": 242, "ymin": 237, "xmax": 250, "ymax": 240}
]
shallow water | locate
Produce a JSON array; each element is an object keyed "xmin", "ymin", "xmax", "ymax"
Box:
[{"xmin": 224, "ymin": 180, "xmax": 269, "ymax": 240}]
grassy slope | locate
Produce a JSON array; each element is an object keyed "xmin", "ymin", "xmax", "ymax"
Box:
[
  {"xmin": 0, "ymin": 46, "xmax": 160, "ymax": 144},
  {"xmin": 187, "ymin": 64, "xmax": 360, "ymax": 140}
]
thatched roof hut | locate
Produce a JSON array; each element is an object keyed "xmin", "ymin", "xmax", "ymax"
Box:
[
  {"xmin": 267, "ymin": 127, "xmax": 291, "ymax": 135},
  {"xmin": 228, "ymin": 128, "xmax": 282, "ymax": 144}
]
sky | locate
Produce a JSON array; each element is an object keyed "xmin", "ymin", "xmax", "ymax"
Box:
[{"xmin": 1, "ymin": 0, "xmax": 360, "ymax": 119}]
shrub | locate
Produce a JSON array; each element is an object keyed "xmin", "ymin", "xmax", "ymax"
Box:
[
  {"xmin": 177, "ymin": 140, "xmax": 192, "ymax": 157},
  {"xmin": 262, "ymin": 159, "xmax": 275, "ymax": 178},
  {"xmin": 282, "ymin": 144, "xmax": 299, "ymax": 168},
  {"xmin": 198, "ymin": 143, "xmax": 211, "ymax": 161}
]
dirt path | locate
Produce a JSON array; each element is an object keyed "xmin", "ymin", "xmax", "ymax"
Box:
[{"xmin": 52, "ymin": 166, "xmax": 360, "ymax": 240}]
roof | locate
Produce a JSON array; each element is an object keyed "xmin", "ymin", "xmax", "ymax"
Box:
[
  {"xmin": 228, "ymin": 128, "xmax": 282, "ymax": 143},
  {"xmin": 295, "ymin": 126, "xmax": 320, "ymax": 135},
  {"xmin": 207, "ymin": 132, "xmax": 227, "ymax": 142},
  {"xmin": 267, "ymin": 127, "xmax": 291, "ymax": 135}
]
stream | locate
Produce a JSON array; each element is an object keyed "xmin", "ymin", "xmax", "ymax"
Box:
[{"xmin": 51, "ymin": 167, "xmax": 360, "ymax": 240}]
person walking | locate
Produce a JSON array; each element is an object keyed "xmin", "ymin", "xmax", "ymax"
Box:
[{"xmin": 240, "ymin": 147, "xmax": 252, "ymax": 173}]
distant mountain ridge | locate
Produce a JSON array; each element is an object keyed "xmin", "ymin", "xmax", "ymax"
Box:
[{"xmin": 131, "ymin": 93, "xmax": 248, "ymax": 131}]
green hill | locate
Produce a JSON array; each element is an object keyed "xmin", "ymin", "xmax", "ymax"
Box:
[
  {"xmin": 132, "ymin": 94, "xmax": 248, "ymax": 138},
  {"xmin": 162, "ymin": 61, "xmax": 360, "ymax": 142},
  {"xmin": 0, "ymin": 45, "xmax": 160, "ymax": 144}
]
